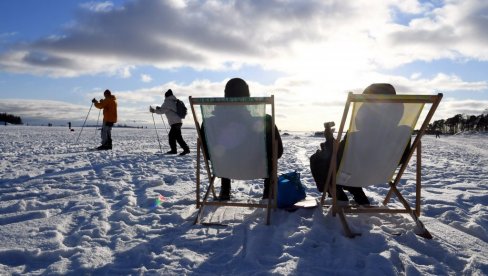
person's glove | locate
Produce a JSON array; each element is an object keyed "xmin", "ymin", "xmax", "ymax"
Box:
[
  {"xmin": 324, "ymin": 122, "xmax": 335, "ymax": 141},
  {"xmin": 149, "ymin": 106, "xmax": 155, "ymax": 113},
  {"xmin": 92, "ymin": 98, "xmax": 97, "ymax": 103}
]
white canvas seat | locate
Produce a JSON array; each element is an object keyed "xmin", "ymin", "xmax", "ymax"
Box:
[
  {"xmin": 189, "ymin": 96, "xmax": 278, "ymax": 225},
  {"xmin": 321, "ymin": 93, "xmax": 443, "ymax": 238}
]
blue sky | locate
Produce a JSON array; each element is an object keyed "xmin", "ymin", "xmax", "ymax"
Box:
[{"xmin": 1, "ymin": 0, "xmax": 487, "ymax": 130}]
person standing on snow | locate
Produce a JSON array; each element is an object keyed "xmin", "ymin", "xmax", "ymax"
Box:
[
  {"xmin": 92, "ymin": 89, "xmax": 117, "ymax": 150},
  {"xmin": 150, "ymin": 89, "xmax": 190, "ymax": 156}
]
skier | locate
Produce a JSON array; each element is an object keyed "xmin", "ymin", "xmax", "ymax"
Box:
[
  {"xmin": 92, "ymin": 89, "xmax": 117, "ymax": 150},
  {"xmin": 149, "ymin": 89, "xmax": 190, "ymax": 156}
]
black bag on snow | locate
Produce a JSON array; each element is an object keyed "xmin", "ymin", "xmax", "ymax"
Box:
[{"xmin": 309, "ymin": 148, "xmax": 332, "ymax": 192}]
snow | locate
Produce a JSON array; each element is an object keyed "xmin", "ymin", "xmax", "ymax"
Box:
[{"xmin": 0, "ymin": 125, "xmax": 487, "ymax": 275}]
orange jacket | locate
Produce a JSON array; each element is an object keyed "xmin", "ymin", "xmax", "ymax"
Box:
[{"xmin": 94, "ymin": 95, "xmax": 117, "ymax": 123}]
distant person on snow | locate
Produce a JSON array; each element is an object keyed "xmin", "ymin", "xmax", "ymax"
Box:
[
  {"xmin": 92, "ymin": 89, "xmax": 117, "ymax": 150},
  {"xmin": 150, "ymin": 89, "xmax": 190, "ymax": 156}
]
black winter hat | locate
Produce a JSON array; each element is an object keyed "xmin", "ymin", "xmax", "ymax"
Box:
[
  {"xmin": 165, "ymin": 89, "xmax": 173, "ymax": 97},
  {"xmin": 224, "ymin": 78, "xmax": 250, "ymax": 98},
  {"xmin": 363, "ymin": 83, "xmax": 396, "ymax": 95}
]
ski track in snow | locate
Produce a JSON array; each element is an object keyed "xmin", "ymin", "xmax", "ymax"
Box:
[{"xmin": 0, "ymin": 126, "xmax": 487, "ymax": 275}]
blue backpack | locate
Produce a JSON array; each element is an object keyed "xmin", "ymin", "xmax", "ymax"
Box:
[{"xmin": 277, "ymin": 171, "xmax": 306, "ymax": 208}]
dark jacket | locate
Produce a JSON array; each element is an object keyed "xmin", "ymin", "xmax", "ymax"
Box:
[{"xmin": 310, "ymin": 132, "xmax": 410, "ymax": 192}]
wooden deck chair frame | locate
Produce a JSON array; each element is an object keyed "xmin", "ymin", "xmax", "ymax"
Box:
[
  {"xmin": 189, "ymin": 96, "xmax": 278, "ymax": 225},
  {"xmin": 320, "ymin": 92, "xmax": 443, "ymax": 238}
]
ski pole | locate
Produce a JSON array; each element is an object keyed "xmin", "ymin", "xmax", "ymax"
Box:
[
  {"xmin": 160, "ymin": 114, "xmax": 170, "ymax": 135},
  {"xmin": 152, "ymin": 113, "xmax": 163, "ymax": 154},
  {"xmin": 75, "ymin": 102, "xmax": 93, "ymax": 144}
]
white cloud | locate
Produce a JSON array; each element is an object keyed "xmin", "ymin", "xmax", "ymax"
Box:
[
  {"xmin": 3, "ymin": 75, "xmax": 486, "ymax": 131},
  {"xmin": 119, "ymin": 66, "xmax": 133, "ymax": 78},
  {"xmin": 80, "ymin": 1, "xmax": 115, "ymax": 13},
  {"xmin": 0, "ymin": 99, "xmax": 94, "ymax": 125},
  {"xmin": 140, "ymin": 74, "xmax": 152, "ymax": 83},
  {"xmin": 437, "ymin": 99, "xmax": 488, "ymax": 119},
  {"xmin": 1, "ymin": 0, "xmax": 487, "ymax": 78},
  {"xmin": 0, "ymin": 32, "xmax": 17, "ymax": 42}
]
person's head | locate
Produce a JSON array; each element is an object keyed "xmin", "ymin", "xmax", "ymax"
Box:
[
  {"xmin": 356, "ymin": 83, "xmax": 402, "ymax": 130},
  {"xmin": 104, "ymin": 89, "xmax": 111, "ymax": 98},
  {"xmin": 362, "ymin": 83, "xmax": 396, "ymax": 95},
  {"xmin": 224, "ymin": 78, "xmax": 250, "ymax": 98},
  {"xmin": 165, "ymin": 89, "xmax": 173, "ymax": 98}
]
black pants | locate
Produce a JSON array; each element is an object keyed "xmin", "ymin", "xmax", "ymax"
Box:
[
  {"xmin": 168, "ymin": 123, "xmax": 189, "ymax": 152},
  {"xmin": 101, "ymin": 122, "xmax": 113, "ymax": 147},
  {"xmin": 220, "ymin": 177, "xmax": 271, "ymax": 198},
  {"xmin": 336, "ymin": 185, "xmax": 370, "ymax": 205}
]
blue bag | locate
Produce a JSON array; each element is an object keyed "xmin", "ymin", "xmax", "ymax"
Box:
[{"xmin": 277, "ymin": 171, "xmax": 306, "ymax": 208}]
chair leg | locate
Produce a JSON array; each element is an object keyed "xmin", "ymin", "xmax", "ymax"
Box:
[
  {"xmin": 265, "ymin": 199, "xmax": 272, "ymax": 225},
  {"xmin": 266, "ymin": 175, "xmax": 277, "ymax": 225},
  {"xmin": 384, "ymin": 183, "xmax": 432, "ymax": 239},
  {"xmin": 196, "ymin": 142, "xmax": 201, "ymax": 208},
  {"xmin": 409, "ymin": 210, "xmax": 432, "ymax": 239},
  {"xmin": 337, "ymin": 208, "xmax": 361, "ymax": 238},
  {"xmin": 193, "ymin": 177, "xmax": 216, "ymax": 225}
]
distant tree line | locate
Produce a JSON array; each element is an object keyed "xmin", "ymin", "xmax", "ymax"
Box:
[
  {"xmin": 427, "ymin": 109, "xmax": 488, "ymax": 134},
  {"xmin": 0, "ymin": 113, "xmax": 23, "ymax": 125}
]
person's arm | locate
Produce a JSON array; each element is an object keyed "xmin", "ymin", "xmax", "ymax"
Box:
[
  {"xmin": 153, "ymin": 105, "xmax": 165, "ymax": 114},
  {"xmin": 275, "ymin": 125, "xmax": 283, "ymax": 158},
  {"xmin": 93, "ymin": 98, "xmax": 105, "ymax": 109},
  {"xmin": 399, "ymin": 137, "xmax": 411, "ymax": 165},
  {"xmin": 199, "ymin": 124, "xmax": 210, "ymax": 159},
  {"xmin": 157, "ymin": 98, "xmax": 176, "ymax": 114},
  {"xmin": 322, "ymin": 124, "xmax": 335, "ymax": 151},
  {"xmin": 150, "ymin": 100, "xmax": 168, "ymax": 114},
  {"xmin": 265, "ymin": 115, "xmax": 283, "ymax": 159}
]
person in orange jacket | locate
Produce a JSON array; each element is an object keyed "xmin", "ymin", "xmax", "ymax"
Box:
[{"xmin": 92, "ymin": 89, "xmax": 117, "ymax": 150}]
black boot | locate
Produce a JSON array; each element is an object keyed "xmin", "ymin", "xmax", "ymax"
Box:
[
  {"xmin": 179, "ymin": 148, "xmax": 190, "ymax": 156},
  {"xmin": 342, "ymin": 186, "xmax": 370, "ymax": 205},
  {"xmin": 97, "ymin": 144, "xmax": 110, "ymax": 150},
  {"xmin": 219, "ymin": 178, "xmax": 231, "ymax": 201},
  {"xmin": 262, "ymin": 178, "xmax": 270, "ymax": 199},
  {"xmin": 335, "ymin": 185, "xmax": 350, "ymax": 202}
]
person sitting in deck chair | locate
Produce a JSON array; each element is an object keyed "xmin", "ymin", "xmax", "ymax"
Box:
[
  {"xmin": 311, "ymin": 83, "xmax": 410, "ymax": 205},
  {"xmin": 201, "ymin": 78, "xmax": 284, "ymax": 201}
]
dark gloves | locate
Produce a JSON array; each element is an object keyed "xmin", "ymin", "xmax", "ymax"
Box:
[
  {"xmin": 324, "ymin": 122, "xmax": 335, "ymax": 142},
  {"xmin": 92, "ymin": 98, "xmax": 97, "ymax": 104}
]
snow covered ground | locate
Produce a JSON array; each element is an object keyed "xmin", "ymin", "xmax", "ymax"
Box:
[{"xmin": 0, "ymin": 125, "xmax": 487, "ymax": 275}]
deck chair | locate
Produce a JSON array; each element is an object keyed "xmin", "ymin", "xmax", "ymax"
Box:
[
  {"xmin": 320, "ymin": 92, "xmax": 443, "ymax": 238},
  {"xmin": 189, "ymin": 96, "xmax": 278, "ymax": 225}
]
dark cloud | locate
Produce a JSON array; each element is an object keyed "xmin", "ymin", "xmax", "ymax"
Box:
[
  {"xmin": 390, "ymin": 26, "xmax": 458, "ymax": 45},
  {"xmin": 22, "ymin": 51, "xmax": 77, "ymax": 68},
  {"xmin": 0, "ymin": 0, "xmax": 350, "ymax": 76},
  {"xmin": 460, "ymin": 4, "xmax": 488, "ymax": 44},
  {"xmin": 1, "ymin": 0, "xmax": 488, "ymax": 78}
]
